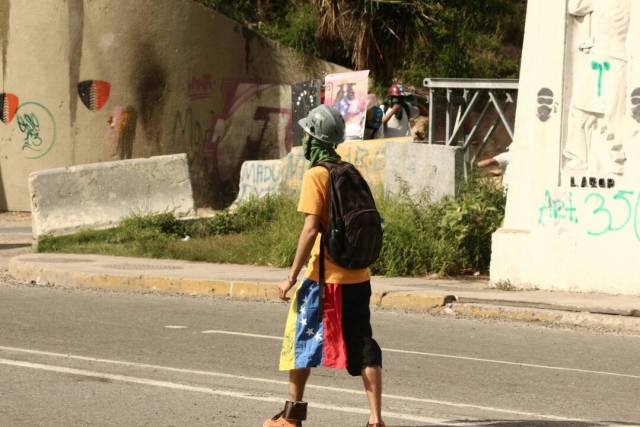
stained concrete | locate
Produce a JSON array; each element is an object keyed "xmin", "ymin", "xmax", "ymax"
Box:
[
  {"xmin": 0, "ymin": 0, "xmax": 344, "ymax": 211},
  {"xmin": 29, "ymin": 154, "xmax": 195, "ymax": 238}
]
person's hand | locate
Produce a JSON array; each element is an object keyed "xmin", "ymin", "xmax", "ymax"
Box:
[{"xmin": 278, "ymin": 276, "xmax": 297, "ymax": 301}]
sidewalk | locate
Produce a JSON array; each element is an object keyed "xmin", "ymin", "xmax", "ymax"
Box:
[{"xmin": 8, "ymin": 253, "xmax": 640, "ymax": 334}]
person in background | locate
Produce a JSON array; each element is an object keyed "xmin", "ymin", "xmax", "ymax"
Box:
[
  {"xmin": 382, "ymin": 83, "xmax": 418, "ymax": 138},
  {"xmin": 364, "ymin": 105, "xmax": 384, "ymax": 140},
  {"xmin": 477, "ymin": 148, "xmax": 511, "ymax": 192}
]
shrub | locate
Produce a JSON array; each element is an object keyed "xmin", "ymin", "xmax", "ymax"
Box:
[
  {"xmin": 372, "ymin": 177, "xmax": 505, "ymax": 276},
  {"xmin": 39, "ymin": 180, "xmax": 505, "ymax": 276}
]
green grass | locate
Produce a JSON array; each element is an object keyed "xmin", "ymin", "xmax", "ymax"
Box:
[{"xmin": 39, "ymin": 180, "xmax": 505, "ymax": 276}]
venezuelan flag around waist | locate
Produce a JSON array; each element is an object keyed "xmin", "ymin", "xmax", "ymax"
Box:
[{"xmin": 279, "ymin": 278, "xmax": 347, "ymax": 370}]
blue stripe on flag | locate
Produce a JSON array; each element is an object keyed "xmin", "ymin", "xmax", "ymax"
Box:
[{"xmin": 294, "ymin": 279, "xmax": 324, "ymax": 368}]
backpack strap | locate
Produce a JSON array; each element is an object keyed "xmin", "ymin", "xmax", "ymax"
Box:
[
  {"xmin": 316, "ymin": 162, "xmax": 338, "ymax": 318},
  {"xmin": 319, "ymin": 234, "xmax": 325, "ymax": 318}
]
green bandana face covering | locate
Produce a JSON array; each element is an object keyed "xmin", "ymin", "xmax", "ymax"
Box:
[
  {"xmin": 302, "ymin": 132, "xmax": 341, "ymax": 168},
  {"xmin": 302, "ymin": 132, "xmax": 313, "ymax": 161}
]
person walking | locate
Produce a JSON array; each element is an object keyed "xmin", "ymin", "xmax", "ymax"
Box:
[{"xmin": 263, "ymin": 105, "xmax": 384, "ymax": 427}]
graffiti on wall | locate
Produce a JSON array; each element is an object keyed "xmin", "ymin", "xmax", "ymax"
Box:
[
  {"xmin": 171, "ymin": 79, "xmax": 294, "ymax": 206},
  {"xmin": 0, "ymin": 93, "xmax": 19, "ymax": 124},
  {"xmin": 187, "ymin": 74, "xmax": 216, "ymax": 101},
  {"xmin": 78, "ymin": 80, "xmax": 111, "ymax": 112},
  {"xmin": 281, "ymin": 147, "xmax": 308, "ymax": 193},
  {"xmin": 291, "ymin": 80, "xmax": 321, "ymax": 146},
  {"xmin": 235, "ymin": 160, "xmax": 282, "ymax": 203},
  {"xmin": 107, "ymin": 105, "xmax": 138, "ymax": 160},
  {"xmin": 279, "ymin": 142, "xmax": 387, "ymax": 194},
  {"xmin": 172, "ymin": 107, "xmax": 221, "ymax": 183},
  {"xmin": 208, "ymin": 80, "xmax": 293, "ymax": 196},
  {"xmin": 338, "ymin": 142, "xmax": 386, "ymax": 185},
  {"xmin": 15, "ymin": 102, "xmax": 56, "ymax": 159},
  {"xmin": 210, "ymin": 80, "xmax": 293, "ymax": 155},
  {"xmin": 537, "ymin": 187, "xmax": 640, "ymax": 241}
]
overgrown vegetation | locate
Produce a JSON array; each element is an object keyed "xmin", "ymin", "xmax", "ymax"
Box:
[
  {"xmin": 39, "ymin": 179, "xmax": 505, "ymax": 276},
  {"xmin": 194, "ymin": 0, "xmax": 526, "ymax": 85}
]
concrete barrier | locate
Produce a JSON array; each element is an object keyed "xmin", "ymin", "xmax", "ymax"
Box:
[
  {"xmin": 279, "ymin": 140, "xmax": 464, "ymax": 201},
  {"xmin": 233, "ymin": 160, "xmax": 283, "ymax": 206},
  {"xmin": 29, "ymin": 154, "xmax": 195, "ymax": 238}
]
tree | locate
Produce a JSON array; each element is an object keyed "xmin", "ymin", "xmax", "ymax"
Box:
[{"xmin": 314, "ymin": 0, "xmax": 434, "ymax": 82}]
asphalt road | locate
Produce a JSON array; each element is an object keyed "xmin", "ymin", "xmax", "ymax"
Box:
[{"xmin": 1, "ymin": 280, "xmax": 639, "ymax": 427}]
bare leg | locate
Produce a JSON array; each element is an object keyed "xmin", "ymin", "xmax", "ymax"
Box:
[
  {"xmin": 289, "ymin": 368, "xmax": 311, "ymax": 401},
  {"xmin": 362, "ymin": 366, "xmax": 383, "ymax": 425}
]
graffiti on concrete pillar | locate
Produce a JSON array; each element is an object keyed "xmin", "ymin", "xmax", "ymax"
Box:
[
  {"xmin": 0, "ymin": 92, "xmax": 19, "ymax": 124},
  {"xmin": 537, "ymin": 188, "xmax": 640, "ymax": 242},
  {"xmin": 78, "ymin": 80, "xmax": 111, "ymax": 112},
  {"xmin": 15, "ymin": 101, "xmax": 56, "ymax": 159},
  {"xmin": 536, "ymin": 88, "xmax": 556, "ymax": 122}
]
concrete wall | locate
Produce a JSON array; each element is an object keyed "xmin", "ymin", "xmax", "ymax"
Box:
[
  {"xmin": 30, "ymin": 154, "xmax": 195, "ymax": 238},
  {"xmin": 233, "ymin": 139, "xmax": 463, "ymax": 205},
  {"xmin": 0, "ymin": 0, "xmax": 343, "ymax": 211}
]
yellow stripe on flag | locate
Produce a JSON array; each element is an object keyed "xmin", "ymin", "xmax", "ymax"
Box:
[{"xmin": 278, "ymin": 282, "xmax": 300, "ymax": 371}]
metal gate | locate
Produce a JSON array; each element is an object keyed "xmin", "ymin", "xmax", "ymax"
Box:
[{"xmin": 422, "ymin": 78, "xmax": 519, "ymax": 173}]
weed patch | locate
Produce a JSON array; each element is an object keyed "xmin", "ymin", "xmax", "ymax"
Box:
[{"xmin": 39, "ymin": 181, "xmax": 505, "ymax": 276}]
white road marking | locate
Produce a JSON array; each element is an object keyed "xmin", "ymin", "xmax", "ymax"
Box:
[
  {"xmin": 164, "ymin": 325, "xmax": 187, "ymax": 329},
  {"xmin": 200, "ymin": 329, "xmax": 640, "ymax": 381},
  {"xmin": 0, "ymin": 357, "xmax": 468, "ymax": 426},
  {"xmin": 0, "ymin": 345, "xmax": 586, "ymax": 422},
  {"xmin": 201, "ymin": 330, "xmax": 278, "ymax": 339}
]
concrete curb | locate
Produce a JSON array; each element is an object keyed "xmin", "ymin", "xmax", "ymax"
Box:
[
  {"xmin": 9, "ymin": 258, "xmax": 449, "ymax": 310},
  {"xmin": 8, "ymin": 256, "xmax": 640, "ymax": 334},
  {"xmin": 447, "ymin": 303, "xmax": 640, "ymax": 334}
]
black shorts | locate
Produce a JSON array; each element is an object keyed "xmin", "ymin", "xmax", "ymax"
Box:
[{"xmin": 341, "ymin": 281, "xmax": 383, "ymax": 376}]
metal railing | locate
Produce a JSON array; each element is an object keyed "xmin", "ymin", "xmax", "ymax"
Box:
[{"xmin": 422, "ymin": 78, "xmax": 518, "ymax": 169}]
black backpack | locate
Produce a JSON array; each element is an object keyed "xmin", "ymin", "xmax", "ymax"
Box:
[{"xmin": 318, "ymin": 162, "xmax": 383, "ymax": 270}]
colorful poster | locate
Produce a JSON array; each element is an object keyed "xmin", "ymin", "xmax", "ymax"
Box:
[
  {"xmin": 291, "ymin": 79, "xmax": 321, "ymax": 146},
  {"xmin": 324, "ymin": 70, "xmax": 369, "ymax": 140}
]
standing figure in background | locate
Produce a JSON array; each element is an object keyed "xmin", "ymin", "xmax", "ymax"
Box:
[{"xmin": 382, "ymin": 83, "xmax": 418, "ymax": 138}]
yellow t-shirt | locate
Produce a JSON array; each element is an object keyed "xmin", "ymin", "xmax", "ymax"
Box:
[{"xmin": 297, "ymin": 165, "xmax": 370, "ymax": 284}]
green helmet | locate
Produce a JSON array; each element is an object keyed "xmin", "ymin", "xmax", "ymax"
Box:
[{"xmin": 298, "ymin": 104, "xmax": 345, "ymax": 145}]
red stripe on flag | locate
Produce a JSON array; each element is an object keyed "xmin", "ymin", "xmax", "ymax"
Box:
[
  {"xmin": 93, "ymin": 81, "xmax": 111, "ymax": 111},
  {"xmin": 321, "ymin": 283, "xmax": 347, "ymax": 369}
]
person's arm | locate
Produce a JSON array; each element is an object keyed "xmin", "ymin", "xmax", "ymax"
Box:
[
  {"xmin": 477, "ymin": 158, "xmax": 499, "ymax": 168},
  {"xmin": 278, "ymin": 214, "xmax": 322, "ymax": 300},
  {"xmin": 382, "ymin": 104, "xmax": 401, "ymax": 125}
]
